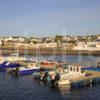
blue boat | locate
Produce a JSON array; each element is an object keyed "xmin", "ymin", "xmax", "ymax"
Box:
[
  {"xmin": 0, "ymin": 61, "xmax": 20, "ymax": 71},
  {"xmin": 9, "ymin": 62, "xmax": 41, "ymax": 75},
  {"xmin": 0, "ymin": 61, "xmax": 8, "ymax": 71},
  {"xmin": 83, "ymin": 61, "xmax": 100, "ymax": 72},
  {"xmin": 19, "ymin": 69, "xmax": 39, "ymax": 75}
]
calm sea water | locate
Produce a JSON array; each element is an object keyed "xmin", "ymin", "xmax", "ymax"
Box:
[{"xmin": 0, "ymin": 55, "xmax": 100, "ymax": 100}]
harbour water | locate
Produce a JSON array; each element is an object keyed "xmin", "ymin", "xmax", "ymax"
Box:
[{"xmin": 0, "ymin": 55, "xmax": 100, "ymax": 100}]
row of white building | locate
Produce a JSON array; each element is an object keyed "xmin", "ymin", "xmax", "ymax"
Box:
[
  {"xmin": 0, "ymin": 36, "xmax": 100, "ymax": 51},
  {"xmin": 74, "ymin": 41, "xmax": 100, "ymax": 51}
]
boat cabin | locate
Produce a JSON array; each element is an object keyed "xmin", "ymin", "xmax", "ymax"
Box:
[
  {"xmin": 59, "ymin": 64, "xmax": 86, "ymax": 80},
  {"xmin": 26, "ymin": 62, "xmax": 39, "ymax": 68},
  {"xmin": 68, "ymin": 65, "xmax": 85, "ymax": 73}
]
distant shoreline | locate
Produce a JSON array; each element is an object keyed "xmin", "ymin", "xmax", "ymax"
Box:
[{"xmin": 0, "ymin": 48, "xmax": 100, "ymax": 56}]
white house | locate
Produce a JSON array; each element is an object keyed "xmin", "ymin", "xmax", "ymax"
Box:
[
  {"xmin": 4, "ymin": 36, "xmax": 13, "ymax": 42},
  {"xmin": 96, "ymin": 42, "xmax": 100, "ymax": 48},
  {"xmin": 97, "ymin": 35, "xmax": 100, "ymax": 40},
  {"xmin": 18, "ymin": 37, "xmax": 24, "ymax": 42},
  {"xmin": 44, "ymin": 42, "xmax": 57, "ymax": 48},
  {"xmin": 0, "ymin": 40, "xmax": 2, "ymax": 45}
]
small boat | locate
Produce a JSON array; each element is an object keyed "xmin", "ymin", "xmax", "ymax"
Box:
[
  {"xmin": 40, "ymin": 60, "xmax": 58, "ymax": 68},
  {"xmin": 0, "ymin": 54, "xmax": 22, "ymax": 70},
  {"xmin": 32, "ymin": 68, "xmax": 56, "ymax": 80},
  {"xmin": 19, "ymin": 62, "xmax": 40, "ymax": 75},
  {"xmin": 58, "ymin": 64, "xmax": 86, "ymax": 81},
  {"xmin": 47, "ymin": 71, "xmax": 71, "ymax": 87},
  {"xmin": 0, "ymin": 61, "xmax": 20, "ymax": 71},
  {"xmin": 0, "ymin": 61, "xmax": 9, "ymax": 71},
  {"xmin": 10, "ymin": 61, "xmax": 40, "ymax": 75},
  {"xmin": 5, "ymin": 54, "xmax": 26, "ymax": 62},
  {"xmin": 50, "ymin": 64, "xmax": 85, "ymax": 86},
  {"xmin": 29, "ymin": 57, "xmax": 38, "ymax": 62}
]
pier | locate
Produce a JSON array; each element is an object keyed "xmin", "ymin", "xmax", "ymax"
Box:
[{"xmin": 71, "ymin": 70, "xmax": 100, "ymax": 87}]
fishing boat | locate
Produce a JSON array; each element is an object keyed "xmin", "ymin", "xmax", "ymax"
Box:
[
  {"xmin": 32, "ymin": 67, "xmax": 71, "ymax": 86},
  {"xmin": 59, "ymin": 64, "xmax": 86, "ymax": 80},
  {"xmin": 33, "ymin": 63, "xmax": 86, "ymax": 86},
  {"xmin": 51, "ymin": 64, "xmax": 85, "ymax": 86}
]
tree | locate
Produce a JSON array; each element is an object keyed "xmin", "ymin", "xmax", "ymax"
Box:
[{"xmin": 55, "ymin": 35, "xmax": 62, "ymax": 47}]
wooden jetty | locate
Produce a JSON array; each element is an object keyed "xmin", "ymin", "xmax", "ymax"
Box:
[{"xmin": 71, "ymin": 70, "xmax": 100, "ymax": 87}]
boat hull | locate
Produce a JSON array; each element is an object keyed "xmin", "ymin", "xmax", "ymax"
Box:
[
  {"xmin": 58, "ymin": 80, "xmax": 71, "ymax": 85},
  {"xmin": 19, "ymin": 69, "xmax": 39, "ymax": 75}
]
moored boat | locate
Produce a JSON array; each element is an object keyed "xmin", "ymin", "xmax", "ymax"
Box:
[
  {"xmin": 58, "ymin": 64, "xmax": 86, "ymax": 81},
  {"xmin": 0, "ymin": 61, "xmax": 20, "ymax": 71},
  {"xmin": 5, "ymin": 54, "xmax": 26, "ymax": 62},
  {"xmin": 9, "ymin": 61, "xmax": 40, "ymax": 75},
  {"xmin": 19, "ymin": 62, "xmax": 40, "ymax": 75},
  {"xmin": 83, "ymin": 61, "xmax": 100, "ymax": 71},
  {"xmin": 40, "ymin": 60, "xmax": 58, "ymax": 68}
]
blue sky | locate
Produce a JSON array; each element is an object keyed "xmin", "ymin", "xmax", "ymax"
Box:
[{"xmin": 0, "ymin": 0, "xmax": 100, "ymax": 37}]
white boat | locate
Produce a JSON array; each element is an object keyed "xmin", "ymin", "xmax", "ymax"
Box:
[
  {"xmin": 29, "ymin": 57, "xmax": 38, "ymax": 62},
  {"xmin": 52, "ymin": 64, "xmax": 85, "ymax": 86},
  {"xmin": 58, "ymin": 64, "xmax": 86, "ymax": 81},
  {"xmin": 10, "ymin": 61, "xmax": 40, "ymax": 75},
  {"xmin": 5, "ymin": 54, "xmax": 26, "ymax": 62}
]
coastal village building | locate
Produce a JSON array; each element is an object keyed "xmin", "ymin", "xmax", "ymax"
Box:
[
  {"xmin": 4, "ymin": 36, "xmax": 13, "ymax": 42},
  {"xmin": 18, "ymin": 37, "xmax": 25, "ymax": 42},
  {"xmin": 28, "ymin": 42, "xmax": 37, "ymax": 48},
  {"xmin": 96, "ymin": 42, "xmax": 100, "ymax": 48},
  {"xmin": 44, "ymin": 42, "xmax": 57, "ymax": 48},
  {"xmin": 76, "ymin": 42, "xmax": 86, "ymax": 47},
  {"xmin": 74, "ymin": 41, "xmax": 100, "ymax": 51},
  {"xmin": 97, "ymin": 35, "xmax": 100, "ymax": 40},
  {"xmin": 0, "ymin": 39, "xmax": 2, "ymax": 46},
  {"xmin": 1, "ymin": 35, "xmax": 100, "ymax": 50}
]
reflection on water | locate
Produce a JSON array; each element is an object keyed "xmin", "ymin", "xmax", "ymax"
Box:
[
  {"xmin": 56, "ymin": 82, "xmax": 100, "ymax": 100},
  {"xmin": 57, "ymin": 84, "xmax": 71, "ymax": 96}
]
